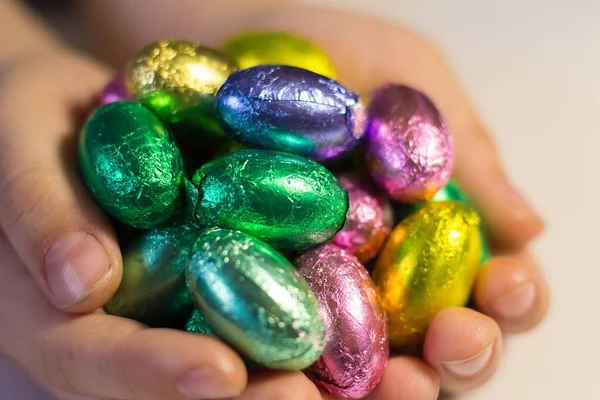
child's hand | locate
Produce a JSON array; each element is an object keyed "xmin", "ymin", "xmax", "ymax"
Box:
[{"xmin": 0, "ymin": 8, "xmax": 551, "ymax": 398}]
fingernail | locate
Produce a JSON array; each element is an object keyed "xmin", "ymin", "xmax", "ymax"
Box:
[
  {"xmin": 176, "ymin": 367, "xmax": 240, "ymax": 399},
  {"xmin": 492, "ymin": 283, "xmax": 536, "ymax": 319},
  {"xmin": 45, "ymin": 233, "xmax": 111, "ymax": 307},
  {"xmin": 442, "ymin": 342, "xmax": 494, "ymax": 379},
  {"xmin": 501, "ymin": 183, "xmax": 545, "ymax": 228}
]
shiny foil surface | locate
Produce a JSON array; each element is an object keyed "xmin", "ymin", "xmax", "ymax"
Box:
[
  {"xmin": 295, "ymin": 244, "xmax": 388, "ymax": 398},
  {"xmin": 332, "ymin": 174, "xmax": 394, "ymax": 263},
  {"xmin": 105, "ymin": 225, "xmax": 198, "ymax": 327},
  {"xmin": 185, "ymin": 310, "xmax": 214, "ymax": 335},
  {"xmin": 222, "ymin": 31, "xmax": 337, "ymax": 78},
  {"xmin": 365, "ymin": 84, "xmax": 454, "ymax": 203},
  {"xmin": 372, "ymin": 201, "xmax": 483, "ymax": 347},
  {"xmin": 425, "ymin": 179, "xmax": 491, "ymax": 263},
  {"xmin": 186, "ymin": 229, "xmax": 326, "ymax": 370},
  {"xmin": 216, "ymin": 65, "xmax": 365, "ymax": 161},
  {"xmin": 127, "ymin": 40, "xmax": 238, "ymax": 136},
  {"xmin": 79, "ymin": 101, "xmax": 185, "ymax": 228},
  {"xmin": 98, "ymin": 74, "xmax": 133, "ymax": 105},
  {"xmin": 187, "ymin": 149, "xmax": 348, "ymax": 250}
]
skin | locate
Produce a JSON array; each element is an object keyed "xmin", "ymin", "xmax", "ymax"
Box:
[{"xmin": 0, "ymin": 0, "xmax": 550, "ymax": 399}]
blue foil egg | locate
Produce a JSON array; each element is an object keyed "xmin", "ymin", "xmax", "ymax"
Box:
[
  {"xmin": 216, "ymin": 65, "xmax": 365, "ymax": 161},
  {"xmin": 186, "ymin": 228, "xmax": 326, "ymax": 370}
]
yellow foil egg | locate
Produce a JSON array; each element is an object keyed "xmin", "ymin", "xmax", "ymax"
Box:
[
  {"xmin": 126, "ymin": 40, "xmax": 238, "ymax": 136},
  {"xmin": 222, "ymin": 31, "xmax": 337, "ymax": 79},
  {"xmin": 372, "ymin": 201, "xmax": 483, "ymax": 348}
]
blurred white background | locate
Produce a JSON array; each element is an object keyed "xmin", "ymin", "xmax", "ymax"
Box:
[{"xmin": 1, "ymin": 0, "xmax": 598, "ymax": 398}]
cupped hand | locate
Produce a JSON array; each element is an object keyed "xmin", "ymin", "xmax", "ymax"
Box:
[{"xmin": 0, "ymin": 5, "xmax": 550, "ymax": 399}]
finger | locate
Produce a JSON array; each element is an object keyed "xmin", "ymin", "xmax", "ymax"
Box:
[
  {"xmin": 0, "ymin": 52, "xmax": 122, "ymax": 312},
  {"xmin": 423, "ymin": 307, "xmax": 502, "ymax": 393},
  {"xmin": 474, "ymin": 253, "xmax": 550, "ymax": 333},
  {"xmin": 0, "ymin": 232, "xmax": 247, "ymax": 400},
  {"xmin": 234, "ymin": 371, "xmax": 322, "ymax": 400}
]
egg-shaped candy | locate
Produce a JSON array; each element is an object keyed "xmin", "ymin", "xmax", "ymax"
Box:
[
  {"xmin": 187, "ymin": 149, "xmax": 348, "ymax": 250},
  {"xmin": 295, "ymin": 244, "xmax": 388, "ymax": 398},
  {"xmin": 104, "ymin": 224, "xmax": 198, "ymax": 327},
  {"xmin": 331, "ymin": 174, "xmax": 394, "ymax": 263},
  {"xmin": 79, "ymin": 101, "xmax": 185, "ymax": 228},
  {"xmin": 127, "ymin": 40, "xmax": 238, "ymax": 137},
  {"xmin": 422, "ymin": 179, "xmax": 491, "ymax": 263},
  {"xmin": 97, "ymin": 74, "xmax": 133, "ymax": 105},
  {"xmin": 185, "ymin": 310, "xmax": 214, "ymax": 335},
  {"xmin": 365, "ymin": 84, "xmax": 454, "ymax": 203},
  {"xmin": 372, "ymin": 201, "xmax": 482, "ymax": 347},
  {"xmin": 222, "ymin": 31, "xmax": 337, "ymax": 78},
  {"xmin": 216, "ymin": 65, "xmax": 365, "ymax": 161},
  {"xmin": 186, "ymin": 229, "xmax": 326, "ymax": 370}
]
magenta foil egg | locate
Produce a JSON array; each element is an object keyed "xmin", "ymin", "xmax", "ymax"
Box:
[
  {"xmin": 365, "ymin": 84, "xmax": 454, "ymax": 203},
  {"xmin": 332, "ymin": 174, "xmax": 393, "ymax": 263},
  {"xmin": 97, "ymin": 74, "xmax": 134, "ymax": 105},
  {"xmin": 295, "ymin": 244, "xmax": 388, "ymax": 398}
]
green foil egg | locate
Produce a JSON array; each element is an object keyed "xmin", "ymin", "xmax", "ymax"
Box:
[
  {"xmin": 186, "ymin": 228, "xmax": 326, "ymax": 370},
  {"xmin": 104, "ymin": 224, "xmax": 198, "ymax": 327},
  {"xmin": 79, "ymin": 101, "xmax": 185, "ymax": 228},
  {"xmin": 187, "ymin": 150, "xmax": 348, "ymax": 250},
  {"xmin": 127, "ymin": 40, "xmax": 239, "ymax": 138},
  {"xmin": 418, "ymin": 179, "xmax": 491, "ymax": 263},
  {"xmin": 185, "ymin": 310, "xmax": 214, "ymax": 335}
]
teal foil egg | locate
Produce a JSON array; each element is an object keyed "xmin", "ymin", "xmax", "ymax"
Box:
[
  {"xmin": 79, "ymin": 101, "xmax": 185, "ymax": 228},
  {"xmin": 419, "ymin": 179, "xmax": 491, "ymax": 263},
  {"xmin": 104, "ymin": 224, "xmax": 198, "ymax": 327},
  {"xmin": 186, "ymin": 229, "xmax": 326, "ymax": 370},
  {"xmin": 187, "ymin": 149, "xmax": 348, "ymax": 250}
]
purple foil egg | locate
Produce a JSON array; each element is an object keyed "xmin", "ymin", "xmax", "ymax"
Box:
[
  {"xmin": 217, "ymin": 65, "xmax": 365, "ymax": 161},
  {"xmin": 97, "ymin": 74, "xmax": 134, "ymax": 105},
  {"xmin": 295, "ymin": 244, "xmax": 388, "ymax": 398},
  {"xmin": 365, "ymin": 84, "xmax": 454, "ymax": 203},
  {"xmin": 332, "ymin": 174, "xmax": 394, "ymax": 263}
]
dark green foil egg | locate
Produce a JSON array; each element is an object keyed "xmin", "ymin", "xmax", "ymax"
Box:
[
  {"xmin": 187, "ymin": 149, "xmax": 348, "ymax": 250},
  {"xmin": 104, "ymin": 224, "xmax": 198, "ymax": 327},
  {"xmin": 186, "ymin": 228, "xmax": 326, "ymax": 370},
  {"xmin": 185, "ymin": 310, "xmax": 214, "ymax": 334},
  {"xmin": 79, "ymin": 101, "xmax": 185, "ymax": 228}
]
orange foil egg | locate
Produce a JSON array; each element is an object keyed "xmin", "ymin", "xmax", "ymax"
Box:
[{"xmin": 372, "ymin": 201, "xmax": 483, "ymax": 348}]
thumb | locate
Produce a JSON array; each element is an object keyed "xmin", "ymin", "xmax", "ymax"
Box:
[{"xmin": 0, "ymin": 51, "xmax": 122, "ymax": 312}]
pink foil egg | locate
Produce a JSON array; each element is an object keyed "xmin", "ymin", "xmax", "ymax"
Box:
[
  {"xmin": 365, "ymin": 84, "xmax": 454, "ymax": 203},
  {"xmin": 332, "ymin": 174, "xmax": 394, "ymax": 262},
  {"xmin": 98, "ymin": 74, "xmax": 134, "ymax": 105},
  {"xmin": 295, "ymin": 244, "xmax": 388, "ymax": 398}
]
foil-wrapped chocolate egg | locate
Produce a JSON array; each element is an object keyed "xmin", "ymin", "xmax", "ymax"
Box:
[
  {"xmin": 185, "ymin": 310, "xmax": 214, "ymax": 335},
  {"xmin": 186, "ymin": 229, "xmax": 326, "ymax": 370},
  {"xmin": 295, "ymin": 244, "xmax": 388, "ymax": 398},
  {"xmin": 423, "ymin": 179, "xmax": 491, "ymax": 263},
  {"xmin": 331, "ymin": 174, "xmax": 394, "ymax": 263},
  {"xmin": 222, "ymin": 31, "xmax": 337, "ymax": 78},
  {"xmin": 97, "ymin": 74, "xmax": 133, "ymax": 105},
  {"xmin": 127, "ymin": 40, "xmax": 238, "ymax": 137},
  {"xmin": 365, "ymin": 84, "xmax": 454, "ymax": 203},
  {"xmin": 104, "ymin": 225, "xmax": 198, "ymax": 327},
  {"xmin": 372, "ymin": 201, "xmax": 482, "ymax": 347},
  {"xmin": 216, "ymin": 65, "xmax": 365, "ymax": 161},
  {"xmin": 187, "ymin": 149, "xmax": 348, "ymax": 250},
  {"xmin": 79, "ymin": 101, "xmax": 185, "ymax": 228}
]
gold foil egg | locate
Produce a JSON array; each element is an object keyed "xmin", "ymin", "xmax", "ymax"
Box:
[
  {"xmin": 126, "ymin": 40, "xmax": 238, "ymax": 136},
  {"xmin": 372, "ymin": 201, "xmax": 483, "ymax": 348},
  {"xmin": 222, "ymin": 31, "xmax": 337, "ymax": 78}
]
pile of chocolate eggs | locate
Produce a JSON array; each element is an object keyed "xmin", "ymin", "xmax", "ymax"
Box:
[{"xmin": 80, "ymin": 32, "xmax": 490, "ymax": 398}]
